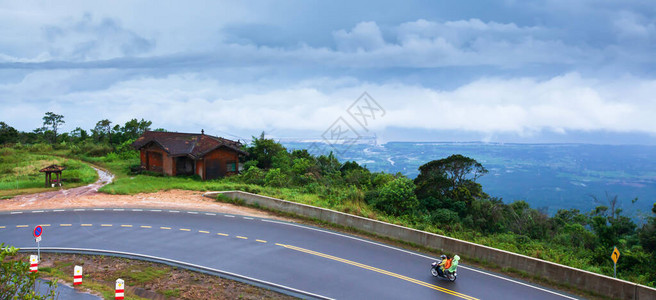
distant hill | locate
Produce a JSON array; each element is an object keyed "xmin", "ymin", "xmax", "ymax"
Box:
[{"xmin": 284, "ymin": 141, "xmax": 656, "ymax": 220}]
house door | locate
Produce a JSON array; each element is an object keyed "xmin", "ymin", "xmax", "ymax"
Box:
[{"xmin": 205, "ymin": 159, "xmax": 225, "ymax": 180}]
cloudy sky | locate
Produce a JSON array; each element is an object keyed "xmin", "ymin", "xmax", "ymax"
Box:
[{"xmin": 1, "ymin": 0, "xmax": 655, "ymax": 144}]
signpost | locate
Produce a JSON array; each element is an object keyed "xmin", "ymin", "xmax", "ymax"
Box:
[
  {"xmin": 74, "ymin": 266, "xmax": 83, "ymax": 285},
  {"xmin": 611, "ymin": 246, "xmax": 620, "ymax": 278},
  {"xmin": 115, "ymin": 278, "xmax": 125, "ymax": 300},
  {"xmin": 33, "ymin": 225, "xmax": 43, "ymax": 261}
]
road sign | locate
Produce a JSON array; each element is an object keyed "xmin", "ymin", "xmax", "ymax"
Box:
[
  {"xmin": 74, "ymin": 266, "xmax": 83, "ymax": 285},
  {"xmin": 115, "ymin": 278, "xmax": 125, "ymax": 300},
  {"xmin": 33, "ymin": 225, "xmax": 43, "ymax": 238},
  {"xmin": 611, "ymin": 247, "xmax": 620, "ymax": 264},
  {"xmin": 29, "ymin": 255, "xmax": 38, "ymax": 272},
  {"xmin": 35, "ymin": 236, "xmax": 42, "ymax": 243}
]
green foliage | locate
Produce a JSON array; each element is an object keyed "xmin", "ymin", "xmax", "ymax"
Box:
[
  {"xmin": 264, "ymin": 168, "xmax": 287, "ymax": 187},
  {"xmin": 246, "ymin": 132, "xmax": 287, "ymax": 169},
  {"xmin": 373, "ymin": 177, "xmax": 418, "ymax": 216},
  {"xmin": 0, "ymin": 244, "xmax": 58, "ymax": 299}
]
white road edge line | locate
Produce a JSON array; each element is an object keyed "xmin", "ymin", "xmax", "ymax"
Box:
[
  {"xmin": 53, "ymin": 209, "xmax": 65, "ymax": 212},
  {"xmin": 261, "ymin": 219, "xmax": 577, "ymax": 300},
  {"xmin": 19, "ymin": 247, "xmax": 333, "ymax": 300},
  {"xmin": 93, "ymin": 209, "xmax": 104, "ymax": 211},
  {"xmin": 73, "ymin": 209, "xmax": 85, "ymax": 211},
  {"xmin": 10, "ymin": 212, "xmax": 22, "ymax": 214},
  {"xmin": 205, "ymin": 213, "xmax": 216, "ymax": 216},
  {"xmin": 243, "ymin": 217, "xmax": 254, "ymax": 220},
  {"xmin": 224, "ymin": 215, "xmax": 235, "ymax": 218},
  {"xmin": 32, "ymin": 210, "xmax": 44, "ymax": 213},
  {"xmin": 150, "ymin": 210, "xmax": 162, "ymax": 212}
]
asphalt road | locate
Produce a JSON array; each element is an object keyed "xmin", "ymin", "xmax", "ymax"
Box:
[{"xmin": 0, "ymin": 209, "xmax": 581, "ymax": 300}]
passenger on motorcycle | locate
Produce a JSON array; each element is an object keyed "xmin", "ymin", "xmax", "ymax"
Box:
[{"xmin": 437, "ymin": 254, "xmax": 450, "ymax": 277}]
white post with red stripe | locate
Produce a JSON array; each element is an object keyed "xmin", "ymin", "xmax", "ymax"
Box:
[
  {"xmin": 29, "ymin": 255, "xmax": 38, "ymax": 273},
  {"xmin": 73, "ymin": 265, "xmax": 83, "ymax": 285},
  {"xmin": 115, "ymin": 278, "xmax": 125, "ymax": 300}
]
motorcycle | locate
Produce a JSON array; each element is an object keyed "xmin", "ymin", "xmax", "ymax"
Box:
[{"xmin": 431, "ymin": 257, "xmax": 457, "ymax": 282}]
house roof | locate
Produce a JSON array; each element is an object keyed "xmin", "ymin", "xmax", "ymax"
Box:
[
  {"xmin": 132, "ymin": 131, "xmax": 248, "ymax": 158},
  {"xmin": 39, "ymin": 164, "xmax": 66, "ymax": 173}
]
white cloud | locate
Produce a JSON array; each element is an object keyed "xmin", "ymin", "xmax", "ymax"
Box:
[
  {"xmin": 1, "ymin": 71, "xmax": 655, "ymax": 140},
  {"xmin": 333, "ymin": 21, "xmax": 386, "ymax": 52}
]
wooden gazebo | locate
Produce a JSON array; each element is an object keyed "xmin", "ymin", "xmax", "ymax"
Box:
[{"xmin": 39, "ymin": 164, "xmax": 66, "ymax": 188}]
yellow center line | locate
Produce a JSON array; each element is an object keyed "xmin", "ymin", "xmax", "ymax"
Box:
[
  {"xmin": 121, "ymin": 225, "xmax": 133, "ymax": 227},
  {"xmin": 140, "ymin": 226, "xmax": 152, "ymax": 228},
  {"xmin": 0, "ymin": 226, "xmax": 6, "ymax": 229},
  {"xmin": 101, "ymin": 224, "xmax": 113, "ymax": 227},
  {"xmin": 236, "ymin": 236, "xmax": 248, "ymax": 240},
  {"xmin": 160, "ymin": 227, "xmax": 171, "ymax": 230},
  {"xmin": 60, "ymin": 224, "xmax": 72, "ymax": 227},
  {"xmin": 41, "ymin": 224, "xmax": 51, "ymax": 227},
  {"xmin": 217, "ymin": 233, "xmax": 229, "ymax": 236},
  {"xmin": 256, "ymin": 239, "xmax": 267, "ymax": 243},
  {"xmin": 283, "ymin": 244, "xmax": 479, "ymax": 300},
  {"xmin": 180, "ymin": 228, "xmax": 191, "ymax": 231},
  {"xmin": 81, "ymin": 224, "xmax": 93, "ymax": 227},
  {"xmin": 275, "ymin": 243, "xmax": 286, "ymax": 247},
  {"xmin": 16, "ymin": 225, "xmax": 28, "ymax": 228},
  {"xmin": 198, "ymin": 230, "xmax": 210, "ymax": 234}
]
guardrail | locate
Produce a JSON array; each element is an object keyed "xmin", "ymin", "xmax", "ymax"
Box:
[{"xmin": 206, "ymin": 190, "xmax": 656, "ymax": 300}]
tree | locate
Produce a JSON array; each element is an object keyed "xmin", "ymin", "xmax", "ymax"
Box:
[
  {"xmin": 0, "ymin": 243, "xmax": 57, "ymax": 299},
  {"xmin": 42, "ymin": 112, "xmax": 64, "ymax": 143},
  {"xmin": 246, "ymin": 132, "xmax": 286, "ymax": 169},
  {"xmin": 93, "ymin": 119, "xmax": 112, "ymax": 143},
  {"xmin": 373, "ymin": 177, "xmax": 419, "ymax": 216},
  {"xmin": 0, "ymin": 122, "xmax": 19, "ymax": 144}
]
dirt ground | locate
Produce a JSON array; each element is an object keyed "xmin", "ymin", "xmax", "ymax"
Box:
[{"xmin": 1, "ymin": 168, "xmax": 287, "ymax": 221}]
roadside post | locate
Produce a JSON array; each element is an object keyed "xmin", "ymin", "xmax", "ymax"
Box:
[
  {"xmin": 74, "ymin": 266, "xmax": 83, "ymax": 285},
  {"xmin": 115, "ymin": 278, "xmax": 125, "ymax": 300},
  {"xmin": 29, "ymin": 255, "xmax": 38, "ymax": 272},
  {"xmin": 33, "ymin": 225, "xmax": 43, "ymax": 261},
  {"xmin": 611, "ymin": 246, "xmax": 620, "ymax": 278}
]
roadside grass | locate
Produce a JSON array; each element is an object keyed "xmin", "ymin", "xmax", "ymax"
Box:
[{"xmin": 0, "ymin": 148, "xmax": 98, "ymax": 197}]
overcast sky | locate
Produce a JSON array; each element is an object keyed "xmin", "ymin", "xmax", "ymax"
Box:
[{"xmin": 1, "ymin": 1, "xmax": 655, "ymax": 144}]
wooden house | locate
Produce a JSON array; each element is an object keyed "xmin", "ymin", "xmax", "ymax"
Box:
[{"xmin": 132, "ymin": 130, "xmax": 247, "ymax": 180}]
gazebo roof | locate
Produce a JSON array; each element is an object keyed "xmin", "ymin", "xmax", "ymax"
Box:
[{"xmin": 39, "ymin": 164, "xmax": 67, "ymax": 173}]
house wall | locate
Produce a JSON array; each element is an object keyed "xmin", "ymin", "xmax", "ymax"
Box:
[
  {"xmin": 196, "ymin": 160, "xmax": 204, "ymax": 179},
  {"xmin": 203, "ymin": 148, "xmax": 240, "ymax": 180},
  {"xmin": 140, "ymin": 144, "xmax": 172, "ymax": 175}
]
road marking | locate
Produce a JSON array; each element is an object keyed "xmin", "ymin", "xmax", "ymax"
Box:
[
  {"xmin": 150, "ymin": 209, "xmax": 162, "ymax": 212},
  {"xmin": 187, "ymin": 211, "xmax": 198, "ymax": 214},
  {"xmin": 160, "ymin": 227, "xmax": 171, "ymax": 230},
  {"xmin": 41, "ymin": 224, "xmax": 51, "ymax": 227},
  {"xmin": 93, "ymin": 209, "xmax": 104, "ymax": 211},
  {"xmin": 0, "ymin": 226, "xmax": 5, "ymax": 228},
  {"xmin": 16, "ymin": 225, "xmax": 28, "ymax": 228},
  {"xmin": 199, "ymin": 230, "xmax": 210, "ymax": 234},
  {"xmin": 81, "ymin": 224, "xmax": 93, "ymax": 227},
  {"xmin": 10, "ymin": 212, "xmax": 22, "ymax": 214},
  {"xmin": 217, "ymin": 233, "xmax": 229, "ymax": 236},
  {"xmin": 101, "ymin": 224, "xmax": 113, "ymax": 227},
  {"xmin": 236, "ymin": 236, "xmax": 248, "ymax": 240},
  {"xmin": 60, "ymin": 224, "xmax": 72, "ymax": 227},
  {"xmin": 169, "ymin": 210, "xmax": 179, "ymax": 213},
  {"xmin": 113, "ymin": 209, "xmax": 124, "ymax": 211},
  {"xmin": 132, "ymin": 209, "xmax": 143, "ymax": 211},
  {"xmin": 121, "ymin": 225, "xmax": 133, "ymax": 227},
  {"xmin": 284, "ymin": 244, "xmax": 479, "ymax": 300},
  {"xmin": 180, "ymin": 228, "xmax": 191, "ymax": 231},
  {"xmin": 140, "ymin": 226, "xmax": 152, "ymax": 228},
  {"xmin": 243, "ymin": 217, "xmax": 254, "ymax": 220},
  {"xmin": 53, "ymin": 209, "xmax": 65, "ymax": 212},
  {"xmin": 224, "ymin": 215, "xmax": 235, "ymax": 218},
  {"xmin": 275, "ymin": 243, "xmax": 286, "ymax": 247},
  {"xmin": 256, "ymin": 239, "xmax": 267, "ymax": 243},
  {"xmin": 205, "ymin": 213, "xmax": 216, "ymax": 216},
  {"xmin": 32, "ymin": 210, "xmax": 44, "ymax": 213},
  {"xmin": 262, "ymin": 219, "xmax": 575, "ymax": 299},
  {"xmin": 73, "ymin": 209, "xmax": 85, "ymax": 211}
]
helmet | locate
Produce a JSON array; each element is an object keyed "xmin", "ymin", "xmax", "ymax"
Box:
[{"xmin": 440, "ymin": 255, "xmax": 446, "ymax": 259}]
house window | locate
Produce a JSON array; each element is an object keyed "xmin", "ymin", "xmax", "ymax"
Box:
[{"xmin": 227, "ymin": 161, "xmax": 237, "ymax": 172}]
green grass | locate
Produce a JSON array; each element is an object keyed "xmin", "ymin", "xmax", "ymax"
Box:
[
  {"xmin": 0, "ymin": 147, "xmax": 98, "ymax": 197},
  {"xmin": 119, "ymin": 266, "xmax": 169, "ymax": 284}
]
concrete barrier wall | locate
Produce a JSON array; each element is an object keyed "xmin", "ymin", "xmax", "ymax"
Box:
[{"xmin": 207, "ymin": 191, "xmax": 656, "ymax": 300}]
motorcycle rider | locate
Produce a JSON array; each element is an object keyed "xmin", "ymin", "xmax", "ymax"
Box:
[
  {"xmin": 446, "ymin": 255, "xmax": 460, "ymax": 275},
  {"xmin": 437, "ymin": 254, "xmax": 450, "ymax": 277}
]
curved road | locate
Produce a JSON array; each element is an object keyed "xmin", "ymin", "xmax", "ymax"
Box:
[{"xmin": 0, "ymin": 209, "xmax": 580, "ymax": 299}]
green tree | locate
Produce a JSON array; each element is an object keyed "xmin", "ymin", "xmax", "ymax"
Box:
[
  {"xmin": 246, "ymin": 132, "xmax": 286, "ymax": 169},
  {"xmin": 0, "ymin": 121, "xmax": 19, "ymax": 144},
  {"xmin": 0, "ymin": 244, "xmax": 57, "ymax": 299},
  {"xmin": 92, "ymin": 119, "xmax": 112, "ymax": 143},
  {"xmin": 373, "ymin": 177, "xmax": 419, "ymax": 216},
  {"xmin": 42, "ymin": 112, "xmax": 64, "ymax": 144}
]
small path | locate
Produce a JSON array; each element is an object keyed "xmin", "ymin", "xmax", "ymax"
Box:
[{"xmin": 11, "ymin": 167, "xmax": 114, "ymax": 203}]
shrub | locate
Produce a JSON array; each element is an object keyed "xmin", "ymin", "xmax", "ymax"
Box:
[{"xmin": 264, "ymin": 168, "xmax": 287, "ymax": 187}]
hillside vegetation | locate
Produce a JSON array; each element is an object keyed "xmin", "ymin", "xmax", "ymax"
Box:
[{"xmin": 1, "ymin": 114, "xmax": 655, "ymax": 288}]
